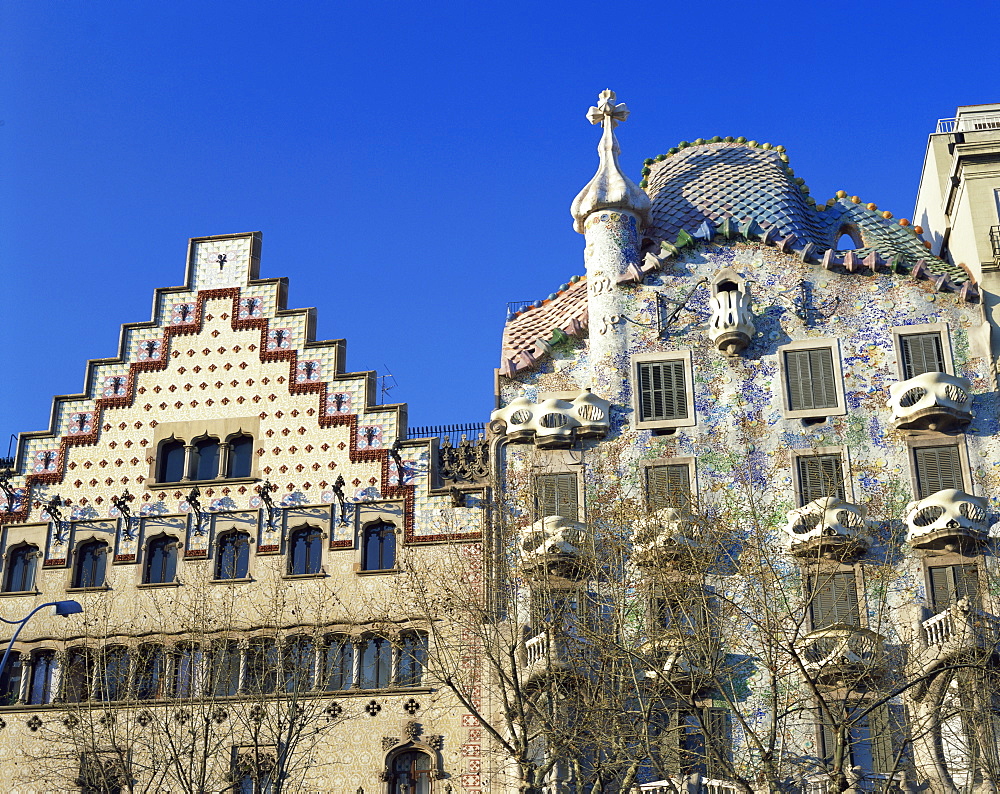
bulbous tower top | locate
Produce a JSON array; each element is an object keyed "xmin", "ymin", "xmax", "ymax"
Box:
[{"xmin": 570, "ymin": 89, "xmax": 651, "ymax": 234}]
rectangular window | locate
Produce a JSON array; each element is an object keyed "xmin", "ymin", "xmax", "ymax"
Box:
[
  {"xmin": 646, "ymin": 464, "xmax": 692, "ymax": 511},
  {"xmin": 637, "ymin": 360, "xmax": 688, "ymax": 422},
  {"xmin": 899, "ymin": 333, "xmax": 945, "ymax": 379},
  {"xmin": 535, "ymin": 473, "xmax": 578, "ymax": 520},
  {"xmin": 807, "ymin": 571, "xmax": 860, "ymax": 629},
  {"xmin": 928, "ymin": 564, "xmax": 980, "ymax": 611},
  {"xmin": 796, "ymin": 454, "xmax": 846, "ymax": 505},
  {"xmin": 913, "ymin": 445, "xmax": 964, "ymax": 498},
  {"xmin": 820, "ymin": 705, "xmax": 895, "ymax": 774},
  {"xmin": 663, "ymin": 708, "xmax": 728, "ymax": 777},
  {"xmin": 649, "ymin": 594, "xmax": 705, "ymax": 633},
  {"xmin": 784, "ymin": 348, "xmax": 838, "ymax": 413}
]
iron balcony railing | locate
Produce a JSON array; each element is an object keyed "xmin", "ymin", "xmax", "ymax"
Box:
[
  {"xmin": 406, "ymin": 423, "xmax": 485, "ymax": 447},
  {"xmin": 936, "ymin": 115, "xmax": 1000, "ymax": 134}
]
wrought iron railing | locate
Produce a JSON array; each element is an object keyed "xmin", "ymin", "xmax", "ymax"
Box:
[
  {"xmin": 506, "ymin": 300, "xmax": 534, "ymax": 318},
  {"xmin": 937, "ymin": 115, "xmax": 1000, "ymax": 134},
  {"xmin": 406, "ymin": 423, "xmax": 485, "ymax": 447}
]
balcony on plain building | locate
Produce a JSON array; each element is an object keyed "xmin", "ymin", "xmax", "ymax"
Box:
[
  {"xmin": 912, "ymin": 599, "xmax": 1000, "ymax": 682},
  {"xmin": 905, "ymin": 489, "xmax": 989, "ymax": 551},
  {"xmin": 781, "ymin": 497, "xmax": 871, "ymax": 561},
  {"xmin": 886, "ymin": 372, "xmax": 973, "ymax": 432},
  {"xmin": 796, "ymin": 625, "xmax": 886, "ymax": 686}
]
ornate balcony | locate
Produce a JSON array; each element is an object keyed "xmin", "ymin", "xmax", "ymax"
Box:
[
  {"xmin": 707, "ymin": 284, "xmax": 755, "ymax": 356},
  {"xmin": 797, "ymin": 625, "xmax": 886, "ymax": 685},
  {"xmin": 781, "ymin": 497, "xmax": 871, "ymax": 561},
  {"xmin": 911, "ymin": 600, "xmax": 1000, "ymax": 686},
  {"xmin": 632, "ymin": 508, "xmax": 707, "ymax": 568},
  {"xmin": 521, "ymin": 629, "xmax": 591, "ymax": 683},
  {"xmin": 639, "ymin": 630, "xmax": 721, "ymax": 692},
  {"xmin": 520, "ymin": 516, "xmax": 592, "ymax": 580},
  {"xmin": 905, "ymin": 489, "xmax": 989, "ymax": 551},
  {"xmin": 489, "ymin": 391, "xmax": 611, "ymax": 448},
  {"xmin": 886, "ymin": 372, "xmax": 973, "ymax": 432}
]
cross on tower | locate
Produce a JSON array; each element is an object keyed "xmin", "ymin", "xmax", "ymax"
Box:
[{"xmin": 586, "ymin": 89, "xmax": 630, "ymax": 128}]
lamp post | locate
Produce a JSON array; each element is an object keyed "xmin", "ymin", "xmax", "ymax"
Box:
[{"xmin": 0, "ymin": 600, "xmax": 83, "ymax": 678}]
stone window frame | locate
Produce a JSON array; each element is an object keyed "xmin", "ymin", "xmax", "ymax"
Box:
[
  {"xmin": 147, "ymin": 417, "xmax": 260, "ymax": 489},
  {"xmin": 641, "ymin": 456, "xmax": 698, "ymax": 512},
  {"xmin": 137, "ymin": 532, "xmax": 182, "ymax": 588},
  {"xmin": 530, "ymin": 450, "xmax": 586, "ymax": 524},
  {"xmin": 788, "ymin": 445, "xmax": 854, "ymax": 506},
  {"xmin": 799, "ymin": 558, "xmax": 869, "ymax": 632},
  {"xmin": 212, "ymin": 529, "xmax": 254, "ymax": 583},
  {"xmin": 353, "ymin": 500, "xmax": 405, "ymax": 575},
  {"xmin": 66, "ymin": 533, "xmax": 113, "ymax": 592},
  {"xmin": 630, "ymin": 350, "xmax": 697, "ymax": 431},
  {"xmin": 919, "ymin": 549, "xmax": 989, "ymax": 615},
  {"xmin": 776, "ymin": 338, "xmax": 847, "ymax": 420},
  {"xmin": 284, "ymin": 523, "xmax": 327, "ymax": 579},
  {"xmin": 891, "ymin": 322, "xmax": 955, "ymax": 380},
  {"xmin": 904, "ymin": 434, "xmax": 972, "ymax": 500}
]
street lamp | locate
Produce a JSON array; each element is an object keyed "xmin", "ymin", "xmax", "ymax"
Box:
[{"xmin": 0, "ymin": 600, "xmax": 83, "ymax": 678}]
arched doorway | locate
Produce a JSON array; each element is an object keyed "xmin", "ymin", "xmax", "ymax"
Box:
[{"xmin": 389, "ymin": 750, "xmax": 432, "ymax": 794}]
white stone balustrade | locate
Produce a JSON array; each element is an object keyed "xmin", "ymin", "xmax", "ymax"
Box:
[
  {"xmin": 490, "ymin": 391, "xmax": 611, "ymax": 447},
  {"xmin": 782, "ymin": 497, "xmax": 871, "ymax": 546},
  {"xmin": 636, "ymin": 777, "xmax": 740, "ymax": 794},
  {"xmin": 887, "ymin": 371, "xmax": 973, "ymax": 431},
  {"xmin": 905, "ymin": 489, "xmax": 988, "ymax": 545},
  {"xmin": 707, "ymin": 287, "xmax": 755, "ymax": 355},
  {"xmin": 921, "ymin": 600, "xmax": 1000, "ymax": 649},
  {"xmin": 524, "ymin": 630, "xmax": 549, "ymax": 666}
]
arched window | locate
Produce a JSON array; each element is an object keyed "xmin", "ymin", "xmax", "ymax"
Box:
[
  {"xmin": 0, "ymin": 651, "xmax": 22, "ymax": 705},
  {"xmin": 216, "ymin": 532, "xmax": 250, "ymax": 580},
  {"xmin": 389, "ymin": 750, "xmax": 433, "ymax": 794},
  {"xmin": 96, "ymin": 646, "xmax": 130, "ymax": 702},
  {"xmin": 227, "ymin": 434, "xmax": 254, "ymax": 478},
  {"xmin": 246, "ymin": 638, "xmax": 279, "ymax": 694},
  {"xmin": 360, "ymin": 636, "xmax": 391, "ymax": 689},
  {"xmin": 64, "ymin": 647, "xmax": 93, "ymax": 703},
  {"xmin": 283, "ymin": 636, "xmax": 315, "ymax": 692},
  {"xmin": 157, "ymin": 439, "xmax": 186, "ymax": 483},
  {"xmin": 398, "ymin": 632, "xmax": 428, "ymax": 687},
  {"xmin": 4, "ymin": 544, "xmax": 39, "ymax": 593},
  {"xmin": 172, "ymin": 642, "xmax": 201, "ymax": 698},
  {"xmin": 323, "ymin": 635, "xmax": 353, "ymax": 691},
  {"xmin": 192, "ymin": 437, "xmax": 220, "ymax": 481},
  {"xmin": 288, "ymin": 527, "xmax": 323, "ymax": 576},
  {"xmin": 362, "ymin": 521, "xmax": 396, "ymax": 571},
  {"xmin": 73, "ymin": 540, "xmax": 109, "ymax": 588},
  {"xmin": 145, "ymin": 535, "xmax": 178, "ymax": 584},
  {"xmin": 28, "ymin": 650, "xmax": 57, "ymax": 705},
  {"xmin": 210, "ymin": 640, "xmax": 241, "ymax": 697},
  {"xmin": 134, "ymin": 644, "xmax": 166, "ymax": 700}
]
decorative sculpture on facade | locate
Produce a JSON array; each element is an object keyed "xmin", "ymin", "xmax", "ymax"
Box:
[
  {"xmin": 782, "ymin": 496, "xmax": 870, "ymax": 559},
  {"xmin": 798, "ymin": 626, "xmax": 885, "ymax": 684},
  {"xmin": 905, "ymin": 488, "xmax": 989, "ymax": 549},
  {"xmin": 707, "ymin": 270, "xmax": 755, "ymax": 355},
  {"xmin": 520, "ymin": 516, "xmax": 591, "ymax": 579},
  {"xmin": 489, "ymin": 390, "xmax": 610, "ymax": 448},
  {"xmin": 886, "ymin": 371, "xmax": 973, "ymax": 431}
]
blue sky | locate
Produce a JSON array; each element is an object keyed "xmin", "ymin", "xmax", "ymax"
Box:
[{"xmin": 3, "ymin": 0, "xmax": 999, "ymax": 449}]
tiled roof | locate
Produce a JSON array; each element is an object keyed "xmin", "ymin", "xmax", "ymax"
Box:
[{"xmin": 500, "ymin": 278, "xmax": 588, "ymax": 377}]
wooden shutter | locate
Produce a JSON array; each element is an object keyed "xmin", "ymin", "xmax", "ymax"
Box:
[
  {"xmin": 797, "ymin": 455, "xmax": 845, "ymax": 505},
  {"xmin": 661, "ymin": 708, "xmax": 682, "ymax": 775},
  {"xmin": 535, "ymin": 473, "xmax": 578, "ymax": 519},
  {"xmin": 638, "ymin": 361, "xmax": 688, "ymax": 422},
  {"xmin": 819, "ymin": 712, "xmax": 837, "ymax": 764},
  {"xmin": 867, "ymin": 704, "xmax": 895, "ymax": 774},
  {"xmin": 704, "ymin": 708, "xmax": 728, "ymax": 777},
  {"xmin": 913, "ymin": 445, "xmax": 963, "ymax": 498},
  {"xmin": 929, "ymin": 564, "xmax": 980, "ymax": 610},
  {"xmin": 646, "ymin": 464, "xmax": 692, "ymax": 510},
  {"xmin": 900, "ymin": 333, "xmax": 945, "ymax": 379},
  {"xmin": 809, "ymin": 571, "xmax": 859, "ymax": 629},
  {"xmin": 786, "ymin": 348, "xmax": 838, "ymax": 412}
]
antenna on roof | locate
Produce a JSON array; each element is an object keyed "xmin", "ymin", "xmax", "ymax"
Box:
[{"xmin": 379, "ymin": 366, "xmax": 398, "ymax": 404}]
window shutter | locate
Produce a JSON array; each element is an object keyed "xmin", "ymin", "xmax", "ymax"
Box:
[
  {"xmin": 786, "ymin": 348, "xmax": 838, "ymax": 412},
  {"xmin": 954, "ymin": 564, "xmax": 980, "ymax": 605},
  {"xmin": 535, "ymin": 473, "xmax": 578, "ymax": 519},
  {"xmin": 901, "ymin": 333, "xmax": 944, "ymax": 379},
  {"xmin": 819, "ymin": 712, "xmax": 837, "ymax": 764},
  {"xmin": 929, "ymin": 566, "xmax": 953, "ymax": 610},
  {"xmin": 705, "ymin": 708, "xmax": 728, "ymax": 777},
  {"xmin": 662, "ymin": 708, "xmax": 682, "ymax": 775},
  {"xmin": 914, "ymin": 446, "xmax": 963, "ymax": 498},
  {"xmin": 809, "ymin": 572, "xmax": 858, "ymax": 629},
  {"xmin": 868, "ymin": 704, "xmax": 895, "ymax": 774},
  {"xmin": 638, "ymin": 361, "xmax": 688, "ymax": 422},
  {"xmin": 928, "ymin": 564, "xmax": 978, "ymax": 610},
  {"xmin": 647, "ymin": 464, "xmax": 692, "ymax": 510},
  {"xmin": 797, "ymin": 455, "xmax": 845, "ymax": 505}
]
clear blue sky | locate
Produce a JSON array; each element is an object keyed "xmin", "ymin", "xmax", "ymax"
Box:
[{"xmin": 3, "ymin": 0, "xmax": 999, "ymax": 449}]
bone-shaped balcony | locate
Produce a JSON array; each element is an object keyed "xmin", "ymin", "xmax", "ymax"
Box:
[
  {"xmin": 887, "ymin": 372, "xmax": 973, "ymax": 432},
  {"xmin": 632, "ymin": 508, "xmax": 709, "ymax": 568},
  {"xmin": 911, "ymin": 600, "xmax": 1000, "ymax": 686},
  {"xmin": 520, "ymin": 516, "xmax": 592, "ymax": 580},
  {"xmin": 639, "ymin": 629, "xmax": 722, "ymax": 693},
  {"xmin": 905, "ymin": 489, "xmax": 989, "ymax": 551},
  {"xmin": 796, "ymin": 625, "xmax": 886, "ymax": 686},
  {"xmin": 781, "ymin": 497, "xmax": 871, "ymax": 561},
  {"xmin": 489, "ymin": 391, "xmax": 611, "ymax": 448}
]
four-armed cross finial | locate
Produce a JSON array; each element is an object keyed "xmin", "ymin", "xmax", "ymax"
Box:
[{"xmin": 586, "ymin": 89, "xmax": 630, "ymax": 129}]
